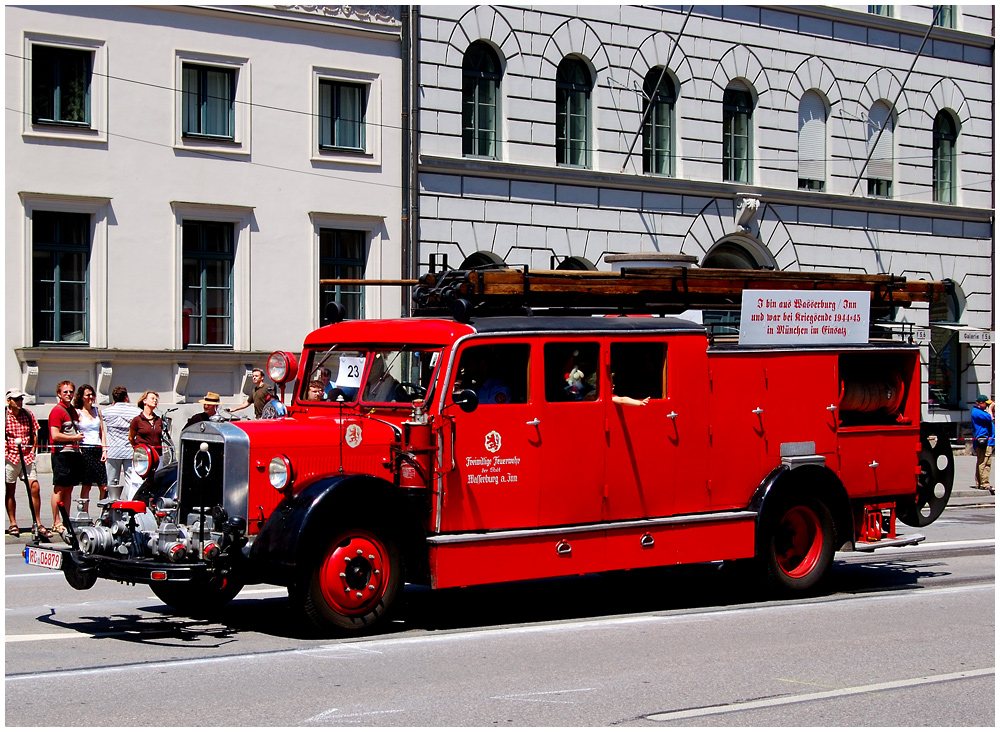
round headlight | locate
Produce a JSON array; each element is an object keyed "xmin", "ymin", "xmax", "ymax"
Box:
[
  {"xmin": 268, "ymin": 455, "xmax": 292, "ymax": 491},
  {"xmin": 132, "ymin": 445, "xmax": 158, "ymax": 478},
  {"xmin": 267, "ymin": 351, "xmax": 298, "ymax": 384}
]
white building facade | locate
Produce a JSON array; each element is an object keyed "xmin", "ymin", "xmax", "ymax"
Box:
[
  {"xmin": 413, "ymin": 4, "xmax": 994, "ymax": 434},
  {"xmin": 6, "ymin": 5, "xmax": 405, "ymax": 426}
]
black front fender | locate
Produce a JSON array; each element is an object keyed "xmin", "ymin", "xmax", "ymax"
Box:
[{"xmin": 248, "ymin": 474, "xmax": 427, "ymax": 587}]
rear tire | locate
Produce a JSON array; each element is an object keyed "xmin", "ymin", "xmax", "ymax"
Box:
[
  {"xmin": 300, "ymin": 527, "xmax": 402, "ymax": 634},
  {"xmin": 760, "ymin": 496, "xmax": 835, "ymax": 593},
  {"xmin": 151, "ymin": 574, "xmax": 245, "ymax": 616}
]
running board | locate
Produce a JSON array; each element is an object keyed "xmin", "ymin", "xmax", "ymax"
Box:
[
  {"xmin": 425, "ymin": 510, "xmax": 757, "ymax": 545},
  {"xmin": 852, "ymin": 533, "xmax": 926, "ymax": 552}
]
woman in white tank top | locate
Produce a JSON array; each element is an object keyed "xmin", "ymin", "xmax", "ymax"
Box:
[{"xmin": 73, "ymin": 384, "xmax": 108, "ymax": 505}]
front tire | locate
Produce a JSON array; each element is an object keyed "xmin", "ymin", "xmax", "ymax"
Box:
[
  {"xmin": 300, "ymin": 527, "xmax": 402, "ymax": 634},
  {"xmin": 760, "ymin": 496, "xmax": 835, "ymax": 593}
]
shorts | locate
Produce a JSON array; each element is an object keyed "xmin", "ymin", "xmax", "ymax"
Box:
[
  {"xmin": 5, "ymin": 459, "xmax": 38, "ymax": 484},
  {"xmin": 51, "ymin": 449, "xmax": 83, "ymax": 488},
  {"xmin": 80, "ymin": 445, "xmax": 108, "ymax": 486}
]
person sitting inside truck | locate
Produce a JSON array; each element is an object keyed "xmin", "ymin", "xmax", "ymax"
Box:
[
  {"xmin": 306, "ymin": 380, "xmax": 325, "ymax": 401},
  {"xmin": 362, "ymin": 354, "xmax": 400, "ymax": 402},
  {"xmin": 458, "ymin": 347, "xmax": 512, "ymax": 405}
]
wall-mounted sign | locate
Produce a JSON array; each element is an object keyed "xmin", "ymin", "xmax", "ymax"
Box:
[
  {"xmin": 911, "ymin": 328, "xmax": 931, "ymax": 344},
  {"xmin": 959, "ymin": 330, "xmax": 994, "ymax": 344},
  {"xmin": 739, "ymin": 290, "xmax": 870, "ymax": 345}
]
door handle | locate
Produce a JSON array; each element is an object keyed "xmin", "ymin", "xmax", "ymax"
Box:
[
  {"xmin": 752, "ymin": 407, "xmax": 763, "ymax": 416},
  {"xmin": 827, "ymin": 404, "xmax": 838, "ymax": 412},
  {"xmin": 526, "ymin": 418, "xmax": 541, "ymax": 427},
  {"xmin": 869, "ymin": 461, "xmax": 879, "ymax": 468},
  {"xmin": 555, "ymin": 540, "xmax": 572, "ymax": 556},
  {"xmin": 667, "ymin": 412, "xmax": 678, "ymax": 420}
]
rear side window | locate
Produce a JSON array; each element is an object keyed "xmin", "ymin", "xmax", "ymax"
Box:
[
  {"xmin": 544, "ymin": 342, "xmax": 600, "ymax": 402},
  {"xmin": 454, "ymin": 343, "xmax": 530, "ymax": 405},
  {"xmin": 610, "ymin": 342, "xmax": 666, "ymax": 400}
]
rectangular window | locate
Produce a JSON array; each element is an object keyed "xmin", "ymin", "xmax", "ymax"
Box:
[
  {"xmin": 319, "ymin": 80, "xmax": 367, "ymax": 151},
  {"xmin": 455, "ymin": 343, "xmax": 530, "ymax": 405},
  {"xmin": 867, "ymin": 178, "xmax": 892, "ymax": 198},
  {"xmin": 31, "ymin": 45, "xmax": 92, "ymax": 126},
  {"xmin": 544, "ymin": 342, "xmax": 600, "ymax": 402},
  {"xmin": 32, "ymin": 211, "xmax": 90, "ymax": 345},
  {"xmin": 868, "ymin": 5, "xmax": 892, "ymax": 17},
  {"xmin": 182, "ymin": 63, "xmax": 235, "ymax": 139},
  {"xmin": 182, "ymin": 221, "xmax": 234, "ymax": 347},
  {"xmin": 928, "ymin": 300, "xmax": 960, "ymax": 408},
  {"xmin": 319, "ymin": 229, "xmax": 366, "ymax": 322},
  {"xmin": 610, "ymin": 342, "xmax": 666, "ymax": 401}
]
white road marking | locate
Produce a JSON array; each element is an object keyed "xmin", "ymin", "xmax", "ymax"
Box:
[
  {"xmin": 5, "ymin": 583, "xmax": 992, "ymax": 674},
  {"xmin": 491, "ymin": 687, "xmax": 597, "ymax": 704},
  {"xmin": 645, "ymin": 667, "xmax": 996, "ymax": 722},
  {"xmin": 303, "ymin": 708, "xmax": 404, "ymax": 723}
]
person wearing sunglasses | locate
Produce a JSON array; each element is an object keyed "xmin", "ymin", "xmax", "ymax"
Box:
[{"xmin": 48, "ymin": 380, "xmax": 84, "ymax": 538}]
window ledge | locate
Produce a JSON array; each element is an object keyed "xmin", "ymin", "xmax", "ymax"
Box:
[
  {"xmin": 23, "ymin": 126, "xmax": 106, "ymax": 145},
  {"xmin": 310, "ymin": 150, "xmax": 378, "ymax": 167},
  {"xmin": 173, "ymin": 138, "xmax": 249, "ymax": 157}
]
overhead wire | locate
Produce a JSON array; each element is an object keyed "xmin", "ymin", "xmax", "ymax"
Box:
[{"xmin": 7, "ymin": 49, "xmax": 990, "ymax": 201}]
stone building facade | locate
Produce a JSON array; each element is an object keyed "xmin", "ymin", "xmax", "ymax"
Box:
[
  {"xmin": 6, "ymin": 5, "xmax": 404, "ymax": 427},
  {"xmin": 413, "ymin": 4, "xmax": 994, "ymax": 432}
]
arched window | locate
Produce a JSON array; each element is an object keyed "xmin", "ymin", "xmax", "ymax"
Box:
[
  {"xmin": 797, "ymin": 90, "xmax": 827, "ymax": 191},
  {"xmin": 462, "ymin": 42, "xmax": 501, "ymax": 158},
  {"xmin": 723, "ymin": 82, "xmax": 753, "ymax": 183},
  {"xmin": 933, "ymin": 5, "xmax": 955, "ymax": 27},
  {"xmin": 556, "ymin": 57, "xmax": 591, "ymax": 167},
  {"xmin": 933, "ymin": 110, "xmax": 957, "ymax": 204},
  {"xmin": 702, "ymin": 240, "xmax": 765, "ymax": 335},
  {"xmin": 866, "ymin": 100, "xmax": 894, "ymax": 198},
  {"xmin": 642, "ymin": 68, "xmax": 676, "ymax": 176}
]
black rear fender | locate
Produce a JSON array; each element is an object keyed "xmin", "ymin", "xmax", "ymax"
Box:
[{"xmin": 750, "ymin": 464, "xmax": 854, "ymax": 551}]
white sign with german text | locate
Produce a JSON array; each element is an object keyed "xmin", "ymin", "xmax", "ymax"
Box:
[
  {"xmin": 739, "ymin": 290, "xmax": 870, "ymax": 345},
  {"xmin": 959, "ymin": 330, "xmax": 994, "ymax": 344}
]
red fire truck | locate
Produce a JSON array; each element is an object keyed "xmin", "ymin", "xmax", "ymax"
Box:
[{"xmin": 25, "ymin": 267, "xmax": 955, "ymax": 634}]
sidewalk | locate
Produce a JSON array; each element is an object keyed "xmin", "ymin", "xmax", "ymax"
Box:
[{"xmin": 951, "ymin": 453, "xmax": 995, "ymax": 498}]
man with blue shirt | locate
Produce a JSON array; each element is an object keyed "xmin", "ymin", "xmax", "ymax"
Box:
[{"xmin": 971, "ymin": 394, "xmax": 993, "ymax": 494}]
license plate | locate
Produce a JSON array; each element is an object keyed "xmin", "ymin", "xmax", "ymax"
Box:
[{"xmin": 24, "ymin": 546, "xmax": 63, "ymax": 571}]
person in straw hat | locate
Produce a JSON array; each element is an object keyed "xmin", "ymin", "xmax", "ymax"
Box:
[{"xmin": 184, "ymin": 392, "xmax": 221, "ymax": 430}]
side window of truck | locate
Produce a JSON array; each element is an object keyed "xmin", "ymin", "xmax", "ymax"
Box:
[
  {"xmin": 544, "ymin": 342, "xmax": 600, "ymax": 402},
  {"xmin": 454, "ymin": 343, "xmax": 530, "ymax": 405},
  {"xmin": 610, "ymin": 342, "xmax": 666, "ymax": 400}
]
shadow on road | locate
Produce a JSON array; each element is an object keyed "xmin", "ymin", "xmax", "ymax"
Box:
[{"xmin": 30, "ymin": 556, "xmax": 957, "ymax": 645}]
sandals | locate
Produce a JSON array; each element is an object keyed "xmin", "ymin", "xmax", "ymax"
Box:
[
  {"xmin": 51, "ymin": 523, "xmax": 67, "ymax": 535},
  {"xmin": 36, "ymin": 526, "xmax": 54, "ymax": 541},
  {"xmin": 7, "ymin": 524, "xmax": 20, "ymax": 537}
]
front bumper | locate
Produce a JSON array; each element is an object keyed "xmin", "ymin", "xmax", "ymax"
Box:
[{"xmin": 26, "ymin": 542, "xmax": 213, "ymax": 585}]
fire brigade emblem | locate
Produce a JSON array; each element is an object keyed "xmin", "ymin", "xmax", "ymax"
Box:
[
  {"xmin": 345, "ymin": 424, "xmax": 363, "ymax": 448},
  {"xmin": 484, "ymin": 430, "xmax": 501, "ymax": 453}
]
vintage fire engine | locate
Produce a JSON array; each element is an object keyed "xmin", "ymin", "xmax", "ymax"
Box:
[{"xmin": 25, "ymin": 266, "xmax": 955, "ymax": 634}]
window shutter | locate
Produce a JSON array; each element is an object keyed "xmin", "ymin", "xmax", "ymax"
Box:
[
  {"xmin": 867, "ymin": 102, "xmax": 893, "ymax": 181},
  {"xmin": 797, "ymin": 92, "xmax": 826, "ymax": 181}
]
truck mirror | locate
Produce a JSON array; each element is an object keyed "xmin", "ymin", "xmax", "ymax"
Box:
[{"xmin": 453, "ymin": 389, "xmax": 479, "ymax": 413}]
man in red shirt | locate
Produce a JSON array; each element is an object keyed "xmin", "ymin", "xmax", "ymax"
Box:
[
  {"xmin": 48, "ymin": 380, "xmax": 84, "ymax": 534},
  {"xmin": 5, "ymin": 389, "xmax": 43, "ymax": 538}
]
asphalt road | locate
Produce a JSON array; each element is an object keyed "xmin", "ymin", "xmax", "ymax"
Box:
[{"xmin": 5, "ymin": 498, "xmax": 994, "ymax": 726}]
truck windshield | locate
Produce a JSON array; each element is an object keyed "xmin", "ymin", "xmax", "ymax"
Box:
[
  {"xmin": 299, "ymin": 347, "xmax": 441, "ymax": 406},
  {"xmin": 301, "ymin": 348, "xmax": 367, "ymax": 403},
  {"xmin": 360, "ymin": 348, "xmax": 440, "ymax": 405}
]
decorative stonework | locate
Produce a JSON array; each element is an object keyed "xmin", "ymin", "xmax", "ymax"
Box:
[{"xmin": 277, "ymin": 5, "xmax": 400, "ymax": 25}]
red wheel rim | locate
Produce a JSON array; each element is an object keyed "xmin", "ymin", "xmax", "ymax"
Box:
[
  {"xmin": 318, "ymin": 530, "xmax": 390, "ymax": 617},
  {"xmin": 774, "ymin": 505, "xmax": 823, "ymax": 578}
]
